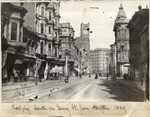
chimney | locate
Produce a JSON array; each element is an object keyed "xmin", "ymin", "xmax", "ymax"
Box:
[{"xmin": 138, "ymin": 5, "xmax": 142, "ymax": 10}]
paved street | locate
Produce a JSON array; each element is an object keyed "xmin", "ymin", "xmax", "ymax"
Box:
[{"xmin": 2, "ymin": 75, "xmax": 144, "ymax": 103}]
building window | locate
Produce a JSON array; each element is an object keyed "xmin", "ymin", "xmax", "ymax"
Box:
[
  {"xmin": 49, "ymin": 27, "xmax": 51, "ymax": 34},
  {"xmin": 55, "ymin": 32, "xmax": 57, "ymax": 38},
  {"xmin": 48, "ymin": 44, "xmax": 51, "ymax": 51},
  {"xmin": 11, "ymin": 22, "xmax": 17, "ymax": 40},
  {"xmin": 41, "ymin": 7, "xmax": 44, "ymax": 16},
  {"xmin": 55, "ymin": 18, "xmax": 57, "ymax": 24},
  {"xmin": 49, "ymin": 11, "xmax": 51, "ymax": 20},
  {"xmin": 41, "ymin": 23, "xmax": 44, "ymax": 34},
  {"xmin": 41, "ymin": 42, "xmax": 43, "ymax": 54}
]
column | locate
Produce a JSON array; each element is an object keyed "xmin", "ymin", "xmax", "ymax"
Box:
[
  {"xmin": 17, "ymin": 22, "xmax": 19, "ymax": 41},
  {"xmin": 50, "ymin": 43, "xmax": 52, "ymax": 56}
]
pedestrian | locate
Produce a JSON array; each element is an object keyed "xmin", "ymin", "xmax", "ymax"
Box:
[
  {"xmin": 65, "ymin": 74, "xmax": 69, "ymax": 83},
  {"xmin": 95, "ymin": 73, "xmax": 98, "ymax": 79},
  {"xmin": 123, "ymin": 73, "xmax": 127, "ymax": 80},
  {"xmin": 13, "ymin": 69, "xmax": 19, "ymax": 82},
  {"xmin": 59, "ymin": 73, "xmax": 62, "ymax": 81},
  {"xmin": 89, "ymin": 73, "xmax": 91, "ymax": 78},
  {"xmin": 99, "ymin": 73, "xmax": 101, "ymax": 77},
  {"xmin": 26, "ymin": 67, "xmax": 30, "ymax": 82},
  {"xmin": 107, "ymin": 73, "xmax": 109, "ymax": 80}
]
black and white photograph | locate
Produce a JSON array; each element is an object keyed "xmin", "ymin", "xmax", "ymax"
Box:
[{"xmin": 1, "ymin": 0, "xmax": 149, "ymax": 103}]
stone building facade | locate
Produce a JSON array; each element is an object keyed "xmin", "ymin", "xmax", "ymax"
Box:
[
  {"xmin": 2, "ymin": 2, "xmax": 79, "ymax": 83},
  {"xmin": 2, "ymin": 3, "xmax": 28, "ymax": 82},
  {"xmin": 127, "ymin": 6, "xmax": 149, "ymax": 100},
  {"xmin": 59, "ymin": 22, "xmax": 77, "ymax": 76},
  {"xmin": 23, "ymin": 2, "xmax": 62, "ymax": 80},
  {"xmin": 113, "ymin": 4, "xmax": 130, "ymax": 77},
  {"xmin": 90, "ymin": 48, "xmax": 110, "ymax": 76}
]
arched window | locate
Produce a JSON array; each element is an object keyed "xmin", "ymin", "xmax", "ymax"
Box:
[
  {"xmin": 41, "ymin": 23, "xmax": 44, "ymax": 34},
  {"xmin": 41, "ymin": 7, "xmax": 44, "ymax": 16}
]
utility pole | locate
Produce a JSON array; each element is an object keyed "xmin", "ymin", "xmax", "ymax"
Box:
[
  {"xmin": 114, "ymin": 45, "xmax": 117, "ymax": 81},
  {"xmin": 79, "ymin": 50, "xmax": 82, "ymax": 79},
  {"xmin": 65, "ymin": 49, "xmax": 69, "ymax": 76}
]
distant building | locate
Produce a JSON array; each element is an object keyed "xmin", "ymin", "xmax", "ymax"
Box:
[
  {"xmin": 75, "ymin": 23, "xmax": 90, "ymax": 74},
  {"xmin": 127, "ymin": 5, "xmax": 149, "ymax": 100},
  {"xmin": 59, "ymin": 22, "xmax": 77, "ymax": 76},
  {"xmin": 90, "ymin": 48, "xmax": 110, "ymax": 75},
  {"xmin": 113, "ymin": 4, "xmax": 130, "ymax": 77},
  {"xmin": 109, "ymin": 44, "xmax": 116, "ymax": 76}
]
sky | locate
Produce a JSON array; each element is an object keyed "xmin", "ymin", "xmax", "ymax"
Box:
[{"xmin": 59, "ymin": 0, "xmax": 149, "ymax": 50}]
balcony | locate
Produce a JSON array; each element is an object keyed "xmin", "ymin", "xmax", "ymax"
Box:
[
  {"xmin": 54, "ymin": 12, "xmax": 61, "ymax": 18},
  {"xmin": 54, "ymin": 25, "xmax": 59, "ymax": 30},
  {"xmin": 36, "ymin": 14, "xmax": 46, "ymax": 21},
  {"xmin": 54, "ymin": 40, "xmax": 59, "ymax": 45},
  {"xmin": 46, "ymin": 34, "xmax": 53, "ymax": 41},
  {"xmin": 8, "ymin": 40, "xmax": 27, "ymax": 47},
  {"xmin": 47, "ymin": 20, "xmax": 54, "ymax": 25},
  {"xmin": 35, "ymin": 53, "xmax": 47, "ymax": 59},
  {"xmin": 46, "ymin": 55, "xmax": 56, "ymax": 60},
  {"xmin": 38, "ymin": 33, "xmax": 46, "ymax": 39},
  {"xmin": 47, "ymin": 4, "xmax": 54, "ymax": 10}
]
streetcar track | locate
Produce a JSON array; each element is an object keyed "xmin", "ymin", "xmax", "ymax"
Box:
[
  {"xmin": 3, "ymin": 78, "xmax": 85, "ymax": 102},
  {"xmin": 63, "ymin": 80, "xmax": 97, "ymax": 102},
  {"xmin": 26, "ymin": 78, "xmax": 93, "ymax": 102},
  {"xmin": 28, "ymin": 79, "xmax": 94, "ymax": 102}
]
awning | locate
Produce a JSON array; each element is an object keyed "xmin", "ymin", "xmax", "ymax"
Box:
[
  {"xmin": 73, "ymin": 67, "xmax": 80, "ymax": 72},
  {"xmin": 24, "ymin": 54, "xmax": 36, "ymax": 59},
  {"xmin": 123, "ymin": 64, "xmax": 130, "ymax": 67},
  {"xmin": 50, "ymin": 66, "xmax": 63, "ymax": 73},
  {"xmin": 7, "ymin": 47, "xmax": 17, "ymax": 53}
]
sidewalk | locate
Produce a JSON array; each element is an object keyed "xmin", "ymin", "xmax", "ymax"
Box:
[
  {"xmin": 2, "ymin": 75, "xmax": 89, "ymax": 102},
  {"xmin": 2, "ymin": 76, "xmax": 80, "ymax": 92},
  {"xmin": 116, "ymin": 77, "xmax": 144, "ymax": 92}
]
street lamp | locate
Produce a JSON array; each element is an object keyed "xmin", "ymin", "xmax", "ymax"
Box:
[
  {"xmin": 113, "ymin": 45, "xmax": 117, "ymax": 81},
  {"xmin": 79, "ymin": 50, "xmax": 82, "ymax": 79}
]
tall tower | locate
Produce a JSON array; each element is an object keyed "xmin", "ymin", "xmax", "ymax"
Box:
[
  {"xmin": 113, "ymin": 4, "xmax": 130, "ymax": 76},
  {"xmin": 75, "ymin": 22, "xmax": 90, "ymax": 74},
  {"xmin": 80, "ymin": 22, "xmax": 90, "ymax": 38}
]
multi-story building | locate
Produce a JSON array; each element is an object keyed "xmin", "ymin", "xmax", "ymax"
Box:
[
  {"xmin": 90, "ymin": 48, "xmax": 110, "ymax": 76},
  {"xmin": 127, "ymin": 6, "xmax": 149, "ymax": 100},
  {"xmin": 59, "ymin": 22, "xmax": 76, "ymax": 76},
  {"xmin": 2, "ymin": 2, "xmax": 63, "ymax": 83},
  {"xmin": 109, "ymin": 44, "xmax": 116, "ymax": 76},
  {"xmin": 75, "ymin": 23, "xmax": 90, "ymax": 75},
  {"xmin": 23, "ymin": 2, "xmax": 61, "ymax": 80},
  {"xmin": 2, "ymin": 3, "xmax": 28, "ymax": 82},
  {"xmin": 113, "ymin": 4, "xmax": 130, "ymax": 77}
]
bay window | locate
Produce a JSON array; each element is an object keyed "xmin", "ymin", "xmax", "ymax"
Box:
[{"xmin": 11, "ymin": 22, "xmax": 17, "ymax": 40}]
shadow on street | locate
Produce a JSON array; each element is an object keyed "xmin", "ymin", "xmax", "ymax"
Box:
[{"xmin": 97, "ymin": 79, "xmax": 144, "ymax": 101}]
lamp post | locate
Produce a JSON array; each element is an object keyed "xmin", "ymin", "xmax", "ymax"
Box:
[
  {"xmin": 114, "ymin": 45, "xmax": 117, "ymax": 81},
  {"xmin": 79, "ymin": 50, "xmax": 82, "ymax": 79},
  {"xmin": 34, "ymin": 57, "xmax": 38, "ymax": 85}
]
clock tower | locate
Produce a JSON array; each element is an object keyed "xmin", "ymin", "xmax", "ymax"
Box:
[
  {"xmin": 80, "ymin": 23, "xmax": 90, "ymax": 38},
  {"xmin": 75, "ymin": 22, "xmax": 91, "ymax": 75}
]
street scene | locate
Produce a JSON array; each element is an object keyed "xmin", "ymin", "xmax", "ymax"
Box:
[
  {"xmin": 1, "ymin": 0, "xmax": 149, "ymax": 102},
  {"xmin": 2, "ymin": 76, "xmax": 144, "ymax": 103}
]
